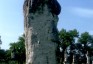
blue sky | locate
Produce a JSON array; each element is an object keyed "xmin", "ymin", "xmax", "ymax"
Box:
[{"xmin": 0, "ymin": 0, "xmax": 93, "ymax": 50}]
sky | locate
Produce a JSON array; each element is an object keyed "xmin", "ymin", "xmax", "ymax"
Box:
[{"xmin": 0, "ymin": 0, "xmax": 93, "ymax": 50}]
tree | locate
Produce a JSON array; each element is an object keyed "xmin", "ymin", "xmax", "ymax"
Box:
[
  {"xmin": 59, "ymin": 29, "xmax": 79, "ymax": 63},
  {"xmin": 5, "ymin": 50, "xmax": 11, "ymax": 62},
  {"xmin": 78, "ymin": 32, "xmax": 90, "ymax": 44},
  {"xmin": 9, "ymin": 35, "xmax": 25, "ymax": 64},
  {"xmin": 59, "ymin": 29, "xmax": 79, "ymax": 47},
  {"xmin": 78, "ymin": 32, "xmax": 91, "ymax": 52},
  {"xmin": 0, "ymin": 49, "xmax": 6, "ymax": 62},
  {"xmin": 78, "ymin": 32, "xmax": 93, "ymax": 64}
]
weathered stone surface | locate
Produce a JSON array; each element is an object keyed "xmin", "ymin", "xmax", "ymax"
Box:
[
  {"xmin": 23, "ymin": 0, "xmax": 61, "ymax": 64},
  {"xmin": 23, "ymin": 0, "xmax": 61, "ymax": 15}
]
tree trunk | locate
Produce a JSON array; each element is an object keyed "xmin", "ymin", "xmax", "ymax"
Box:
[{"xmin": 23, "ymin": 0, "xmax": 61, "ymax": 64}]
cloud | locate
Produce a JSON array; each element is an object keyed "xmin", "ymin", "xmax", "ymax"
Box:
[{"xmin": 69, "ymin": 7, "xmax": 93, "ymax": 18}]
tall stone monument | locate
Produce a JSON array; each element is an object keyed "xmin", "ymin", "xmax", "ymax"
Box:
[{"xmin": 23, "ymin": 0, "xmax": 61, "ymax": 64}]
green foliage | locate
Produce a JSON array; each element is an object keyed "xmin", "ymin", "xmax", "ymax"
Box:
[
  {"xmin": 0, "ymin": 49, "xmax": 6, "ymax": 61},
  {"xmin": 78, "ymin": 32, "xmax": 93, "ymax": 51},
  {"xmin": 0, "ymin": 34, "xmax": 25, "ymax": 64},
  {"xmin": 59, "ymin": 29, "xmax": 79, "ymax": 47},
  {"xmin": 9, "ymin": 34, "xmax": 26, "ymax": 63},
  {"xmin": 5, "ymin": 50, "xmax": 11, "ymax": 61},
  {"xmin": 78, "ymin": 32, "xmax": 90, "ymax": 44},
  {"xmin": 58, "ymin": 29, "xmax": 79, "ymax": 63},
  {"xmin": 58, "ymin": 29, "xmax": 93, "ymax": 64}
]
